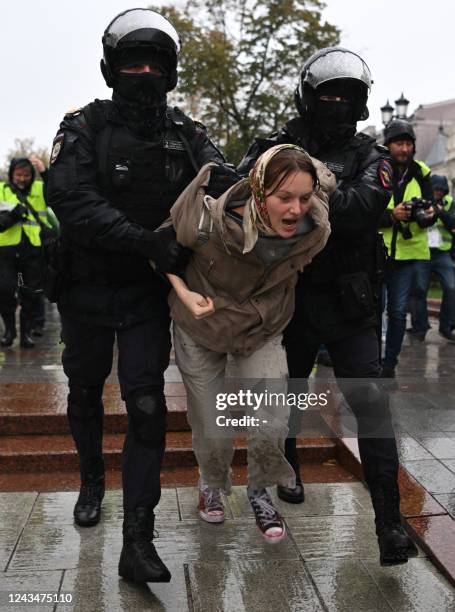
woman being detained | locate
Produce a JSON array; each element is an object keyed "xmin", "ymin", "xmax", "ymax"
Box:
[{"xmin": 166, "ymin": 144, "xmax": 334, "ymax": 542}]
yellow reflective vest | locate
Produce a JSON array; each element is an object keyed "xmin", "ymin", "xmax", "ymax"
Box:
[
  {"xmin": 0, "ymin": 181, "xmax": 50, "ymax": 247},
  {"xmin": 434, "ymin": 195, "xmax": 454, "ymax": 252},
  {"xmin": 382, "ymin": 160, "xmax": 431, "ymax": 261}
]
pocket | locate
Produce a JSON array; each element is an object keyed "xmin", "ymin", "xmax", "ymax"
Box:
[{"xmin": 337, "ymin": 272, "xmax": 375, "ymax": 320}]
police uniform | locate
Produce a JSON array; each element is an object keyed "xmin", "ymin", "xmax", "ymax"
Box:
[{"xmin": 47, "ymin": 99, "xmax": 225, "ymax": 511}]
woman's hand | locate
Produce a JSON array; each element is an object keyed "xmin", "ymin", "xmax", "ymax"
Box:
[
  {"xmin": 181, "ymin": 291, "xmax": 215, "ymax": 319},
  {"xmin": 167, "ymin": 273, "xmax": 215, "ymax": 319}
]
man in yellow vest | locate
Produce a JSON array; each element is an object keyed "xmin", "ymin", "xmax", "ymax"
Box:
[
  {"xmin": 410, "ymin": 174, "xmax": 455, "ymax": 341},
  {"xmin": 0, "ymin": 156, "xmax": 50, "ymax": 348},
  {"xmin": 380, "ymin": 120, "xmax": 436, "ymax": 377}
]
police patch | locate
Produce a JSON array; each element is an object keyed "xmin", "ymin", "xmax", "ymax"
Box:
[
  {"xmin": 50, "ymin": 133, "xmax": 65, "ymax": 165},
  {"xmin": 378, "ymin": 159, "xmax": 393, "ymax": 189}
]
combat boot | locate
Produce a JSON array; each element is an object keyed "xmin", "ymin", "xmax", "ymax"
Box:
[
  {"xmin": 119, "ymin": 507, "xmax": 171, "ymax": 583},
  {"xmin": 1, "ymin": 329, "xmax": 16, "ymax": 347},
  {"xmin": 277, "ymin": 438, "xmax": 305, "ymax": 504},
  {"xmin": 20, "ymin": 330, "xmax": 35, "ymax": 349},
  {"xmin": 1, "ymin": 312, "xmax": 16, "ymax": 347},
  {"xmin": 73, "ymin": 474, "xmax": 105, "ymax": 527},
  {"xmin": 370, "ymin": 479, "xmax": 418, "ymax": 566}
]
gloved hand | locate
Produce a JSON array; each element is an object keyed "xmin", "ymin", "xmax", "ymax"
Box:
[
  {"xmin": 9, "ymin": 204, "xmax": 28, "ymax": 220},
  {"xmin": 206, "ymin": 164, "xmax": 241, "ymax": 198},
  {"xmin": 142, "ymin": 226, "xmax": 192, "ymax": 274}
]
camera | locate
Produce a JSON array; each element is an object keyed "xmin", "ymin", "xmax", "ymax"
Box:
[{"xmin": 403, "ymin": 197, "xmax": 433, "ymax": 227}]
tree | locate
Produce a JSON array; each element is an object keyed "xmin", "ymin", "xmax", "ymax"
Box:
[
  {"xmin": 1, "ymin": 138, "xmax": 50, "ymax": 180},
  {"xmin": 152, "ymin": 0, "xmax": 339, "ymax": 162}
]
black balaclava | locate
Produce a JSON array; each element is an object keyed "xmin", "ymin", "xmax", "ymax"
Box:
[
  {"xmin": 8, "ymin": 158, "xmax": 35, "ymax": 195},
  {"xmin": 311, "ymin": 80, "xmax": 360, "ymax": 151},
  {"xmin": 112, "ymin": 47, "xmax": 171, "ymax": 137}
]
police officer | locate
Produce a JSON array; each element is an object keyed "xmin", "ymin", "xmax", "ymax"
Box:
[
  {"xmin": 380, "ymin": 120, "xmax": 435, "ymax": 369},
  {"xmin": 239, "ymin": 47, "xmax": 418, "ymax": 565},
  {"xmin": 0, "ymin": 156, "xmax": 50, "ymax": 348},
  {"xmin": 47, "ymin": 9, "xmax": 235, "ymax": 584}
]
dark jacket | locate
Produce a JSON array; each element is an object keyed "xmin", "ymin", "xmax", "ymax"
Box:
[
  {"xmin": 47, "ymin": 99, "xmax": 225, "ymax": 328},
  {"xmin": 238, "ymin": 116, "xmax": 393, "ymax": 343}
]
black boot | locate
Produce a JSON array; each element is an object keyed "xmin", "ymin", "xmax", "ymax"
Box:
[
  {"xmin": 73, "ymin": 475, "xmax": 105, "ymax": 527},
  {"xmin": 1, "ymin": 312, "xmax": 16, "ymax": 347},
  {"xmin": 370, "ymin": 479, "xmax": 418, "ymax": 566},
  {"xmin": 20, "ymin": 329, "xmax": 35, "ymax": 349},
  {"xmin": 119, "ymin": 507, "xmax": 171, "ymax": 583},
  {"xmin": 277, "ymin": 438, "xmax": 305, "ymax": 504},
  {"xmin": 1, "ymin": 328, "xmax": 16, "ymax": 347}
]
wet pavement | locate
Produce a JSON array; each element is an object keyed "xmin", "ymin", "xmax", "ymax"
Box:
[
  {"xmin": 0, "ymin": 485, "xmax": 454, "ymax": 611},
  {"xmin": 1, "ymin": 305, "xmax": 455, "ymax": 609}
]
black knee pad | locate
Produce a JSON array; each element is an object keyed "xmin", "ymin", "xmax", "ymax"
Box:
[
  {"xmin": 126, "ymin": 388, "xmax": 167, "ymax": 448},
  {"xmin": 68, "ymin": 384, "xmax": 104, "ymax": 420},
  {"xmin": 343, "ymin": 381, "xmax": 392, "ymax": 436}
]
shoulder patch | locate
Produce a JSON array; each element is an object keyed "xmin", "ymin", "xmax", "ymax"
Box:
[
  {"xmin": 50, "ymin": 133, "xmax": 65, "ymax": 165},
  {"xmin": 378, "ymin": 159, "xmax": 393, "ymax": 189}
]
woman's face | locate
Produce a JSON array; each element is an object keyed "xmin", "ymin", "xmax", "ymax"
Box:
[{"xmin": 265, "ymin": 170, "xmax": 314, "ymax": 238}]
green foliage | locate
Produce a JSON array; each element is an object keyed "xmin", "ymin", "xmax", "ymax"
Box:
[{"xmin": 152, "ymin": 0, "xmax": 339, "ymax": 163}]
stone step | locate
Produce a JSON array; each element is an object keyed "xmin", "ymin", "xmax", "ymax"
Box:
[{"xmin": 0, "ymin": 432, "xmax": 337, "ymax": 473}]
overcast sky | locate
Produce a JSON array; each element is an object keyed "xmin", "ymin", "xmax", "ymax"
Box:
[{"xmin": 1, "ymin": 0, "xmax": 453, "ymax": 165}]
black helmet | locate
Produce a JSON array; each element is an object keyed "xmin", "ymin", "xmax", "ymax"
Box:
[
  {"xmin": 294, "ymin": 46, "xmax": 372, "ymax": 121},
  {"xmin": 383, "ymin": 120, "xmax": 415, "ymax": 146},
  {"xmin": 430, "ymin": 174, "xmax": 449, "ymax": 194},
  {"xmin": 101, "ymin": 8, "xmax": 181, "ymax": 91}
]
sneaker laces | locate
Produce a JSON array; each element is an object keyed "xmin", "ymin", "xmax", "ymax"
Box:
[
  {"xmin": 250, "ymin": 492, "xmax": 281, "ymax": 529},
  {"xmin": 201, "ymin": 487, "xmax": 223, "ymax": 512}
]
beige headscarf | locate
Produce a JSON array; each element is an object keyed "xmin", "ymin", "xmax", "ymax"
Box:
[{"xmin": 242, "ymin": 143, "xmax": 314, "ymax": 253}]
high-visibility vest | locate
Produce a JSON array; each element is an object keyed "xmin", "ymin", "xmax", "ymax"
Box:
[
  {"xmin": 434, "ymin": 195, "xmax": 454, "ymax": 252},
  {"xmin": 0, "ymin": 181, "xmax": 49, "ymax": 247},
  {"xmin": 382, "ymin": 160, "xmax": 431, "ymax": 261}
]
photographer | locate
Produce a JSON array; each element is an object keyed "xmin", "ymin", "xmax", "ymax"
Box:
[
  {"xmin": 380, "ymin": 120, "xmax": 435, "ymax": 377},
  {"xmin": 410, "ymin": 174, "xmax": 455, "ymax": 342}
]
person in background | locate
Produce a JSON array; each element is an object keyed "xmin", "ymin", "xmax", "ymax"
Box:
[
  {"xmin": 409, "ymin": 174, "xmax": 455, "ymax": 342},
  {"xmin": 0, "ymin": 155, "xmax": 50, "ymax": 348}
]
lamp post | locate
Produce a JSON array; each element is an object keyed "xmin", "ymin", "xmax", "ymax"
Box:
[{"xmin": 381, "ymin": 93, "xmax": 410, "ymax": 125}]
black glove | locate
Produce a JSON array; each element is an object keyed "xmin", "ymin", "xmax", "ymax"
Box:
[
  {"xmin": 9, "ymin": 203, "xmax": 28, "ymax": 220},
  {"xmin": 206, "ymin": 164, "xmax": 241, "ymax": 198},
  {"xmin": 142, "ymin": 226, "xmax": 192, "ymax": 274}
]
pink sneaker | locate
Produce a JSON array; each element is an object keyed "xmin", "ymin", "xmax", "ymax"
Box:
[
  {"xmin": 249, "ymin": 489, "xmax": 286, "ymax": 542},
  {"xmin": 198, "ymin": 486, "xmax": 225, "ymax": 523}
]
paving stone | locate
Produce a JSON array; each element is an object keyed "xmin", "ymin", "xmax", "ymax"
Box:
[
  {"xmin": 363, "ymin": 557, "xmax": 455, "ymax": 611},
  {"xmin": 396, "ymin": 435, "xmax": 435, "ymax": 461},
  {"xmin": 408, "ymin": 515, "xmax": 455, "ymax": 584},
  {"xmin": 306, "ymin": 559, "xmax": 391, "ymax": 611},
  {"xmin": 188, "ymin": 560, "xmax": 324, "ymax": 612},
  {"xmin": 0, "ymin": 492, "xmax": 36, "ymax": 526},
  {"xmin": 0, "ymin": 570, "xmax": 63, "ymax": 612},
  {"xmin": 227, "ymin": 483, "xmax": 373, "ymax": 519},
  {"xmin": 176, "ymin": 486, "xmax": 233, "ymax": 521},
  {"xmin": 56, "ymin": 563, "xmax": 188, "ymax": 612},
  {"xmin": 287, "ymin": 515, "xmax": 413, "ymax": 561},
  {"xmin": 403, "ymin": 459, "xmax": 455, "ymax": 494},
  {"xmin": 414, "ymin": 434, "xmax": 455, "ymax": 460},
  {"xmin": 443, "ymin": 459, "xmax": 455, "ymax": 474},
  {"xmin": 434, "ymin": 493, "xmax": 455, "ymax": 519}
]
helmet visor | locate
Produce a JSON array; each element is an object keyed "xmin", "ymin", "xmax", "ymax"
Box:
[
  {"xmin": 104, "ymin": 8, "xmax": 180, "ymax": 52},
  {"xmin": 304, "ymin": 49, "xmax": 371, "ymax": 91}
]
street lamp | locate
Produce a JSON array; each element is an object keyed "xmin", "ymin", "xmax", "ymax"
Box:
[
  {"xmin": 380, "ymin": 100, "xmax": 394, "ymax": 126},
  {"xmin": 381, "ymin": 93, "xmax": 410, "ymax": 125},
  {"xmin": 395, "ymin": 93, "xmax": 410, "ymax": 119}
]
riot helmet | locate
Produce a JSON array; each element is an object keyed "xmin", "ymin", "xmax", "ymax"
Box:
[
  {"xmin": 294, "ymin": 46, "xmax": 372, "ymax": 122},
  {"xmin": 101, "ymin": 8, "xmax": 181, "ymax": 105},
  {"xmin": 383, "ymin": 120, "xmax": 416, "ymax": 146}
]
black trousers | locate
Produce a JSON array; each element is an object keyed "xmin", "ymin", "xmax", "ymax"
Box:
[
  {"xmin": 284, "ymin": 324, "xmax": 399, "ymax": 488},
  {"xmin": 0, "ymin": 242, "xmax": 44, "ymax": 333},
  {"xmin": 61, "ymin": 312, "xmax": 171, "ymax": 511}
]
